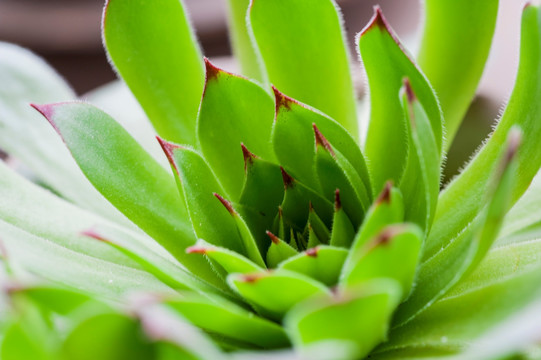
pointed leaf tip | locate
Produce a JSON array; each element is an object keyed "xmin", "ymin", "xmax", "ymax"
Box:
[
  {"xmin": 81, "ymin": 229, "xmax": 111, "ymax": 244},
  {"xmin": 360, "ymin": 5, "xmax": 387, "ymax": 36},
  {"xmin": 334, "ymin": 189, "xmax": 342, "ymax": 211},
  {"xmin": 30, "ymin": 102, "xmax": 61, "ymax": 134},
  {"xmin": 266, "ymin": 230, "xmax": 281, "ymax": 244},
  {"xmin": 376, "ymin": 181, "xmax": 393, "ymax": 204},
  {"xmin": 186, "ymin": 246, "xmax": 210, "ymax": 255},
  {"xmin": 214, "ymin": 193, "xmax": 237, "ymax": 215},
  {"xmin": 305, "ymin": 247, "xmax": 319, "ymax": 257},
  {"xmin": 280, "ymin": 167, "xmax": 295, "ymax": 188},
  {"xmin": 240, "ymin": 272, "xmax": 267, "ymax": 283},
  {"xmin": 156, "ymin": 136, "xmax": 182, "ymax": 170},
  {"xmin": 204, "ymin": 57, "xmax": 222, "ymax": 82},
  {"xmin": 241, "ymin": 143, "xmax": 257, "ymax": 168},
  {"xmin": 313, "ymin": 124, "xmax": 335, "ymax": 156},
  {"xmin": 272, "ymin": 86, "xmax": 295, "ymax": 113},
  {"xmin": 403, "ymin": 78, "xmax": 416, "ymax": 104}
]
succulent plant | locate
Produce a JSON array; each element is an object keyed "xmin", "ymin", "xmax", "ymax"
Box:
[{"xmin": 1, "ymin": 0, "xmax": 541, "ymax": 359}]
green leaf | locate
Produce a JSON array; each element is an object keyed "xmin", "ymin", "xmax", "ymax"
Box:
[
  {"xmin": 33, "ymin": 102, "xmax": 222, "ymax": 287},
  {"xmin": 278, "ymin": 246, "xmax": 348, "ymax": 286},
  {"xmin": 227, "ymin": 270, "xmax": 330, "ymax": 321},
  {"xmin": 340, "ymin": 224, "xmax": 423, "ymax": 300},
  {"xmin": 376, "ymin": 239, "xmax": 541, "ymax": 357},
  {"xmin": 285, "ymin": 279, "xmax": 402, "ymax": 359},
  {"xmin": 166, "ymin": 294, "xmax": 289, "ymax": 349},
  {"xmin": 399, "ymin": 80, "xmax": 441, "ymax": 232},
  {"xmin": 197, "ymin": 60, "xmax": 275, "ymax": 199},
  {"xmin": 266, "ymin": 231, "xmax": 299, "ymax": 269},
  {"xmin": 329, "ymin": 191, "xmax": 356, "ymax": 249},
  {"xmin": 341, "ymin": 184, "xmax": 404, "ymax": 282},
  {"xmin": 418, "ymin": 0, "xmax": 499, "ymax": 145},
  {"xmin": 359, "ymin": 7, "xmax": 443, "ymax": 193},
  {"xmin": 160, "ymin": 142, "xmax": 247, "ymax": 257},
  {"xmin": 315, "ymin": 128, "xmax": 368, "ymax": 228},
  {"xmin": 187, "ymin": 239, "xmax": 264, "ymax": 274},
  {"xmin": 272, "ymin": 88, "xmax": 370, "ymax": 196},
  {"xmin": 103, "ymin": 0, "xmax": 204, "ymax": 144},
  {"xmin": 394, "ymin": 129, "xmax": 521, "ymax": 326},
  {"xmin": 62, "ymin": 313, "xmax": 155, "ymax": 360},
  {"xmin": 249, "ymin": 0, "xmax": 358, "ymax": 137},
  {"xmin": 425, "ymin": 5, "xmax": 541, "ymax": 261},
  {"xmin": 0, "ymin": 42, "xmax": 126, "ymax": 224},
  {"xmin": 224, "ymin": 0, "xmax": 265, "ymax": 82}
]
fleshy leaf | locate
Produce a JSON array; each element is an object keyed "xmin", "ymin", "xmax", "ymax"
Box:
[
  {"xmin": 341, "ymin": 184, "xmax": 404, "ymax": 282},
  {"xmin": 227, "ymin": 270, "xmax": 330, "ymax": 321},
  {"xmin": 166, "ymin": 294, "xmax": 290, "ymax": 349},
  {"xmin": 103, "ymin": 0, "xmax": 204, "ymax": 144},
  {"xmin": 376, "ymin": 239, "xmax": 541, "ymax": 357},
  {"xmin": 278, "ymin": 246, "xmax": 348, "ymax": 286},
  {"xmin": 394, "ymin": 129, "xmax": 521, "ymax": 325},
  {"xmin": 285, "ymin": 279, "xmax": 402, "ymax": 359},
  {"xmin": 418, "ymin": 0, "xmax": 499, "ymax": 145},
  {"xmin": 224, "ymin": 0, "xmax": 265, "ymax": 82},
  {"xmin": 197, "ymin": 60, "xmax": 275, "ymax": 199},
  {"xmin": 359, "ymin": 7, "xmax": 443, "ymax": 193},
  {"xmin": 0, "ymin": 42, "xmax": 126, "ymax": 224},
  {"xmin": 249, "ymin": 0, "xmax": 358, "ymax": 137},
  {"xmin": 398, "ymin": 80, "xmax": 441, "ymax": 232},
  {"xmin": 340, "ymin": 224, "xmax": 423, "ymax": 300},
  {"xmin": 272, "ymin": 88, "xmax": 371, "ymax": 196},
  {"xmin": 187, "ymin": 239, "xmax": 264, "ymax": 275},
  {"xmin": 266, "ymin": 231, "xmax": 299, "ymax": 269},
  {"xmin": 33, "ymin": 102, "xmax": 223, "ymax": 287},
  {"xmin": 159, "ymin": 141, "xmax": 245, "ymax": 256},
  {"xmin": 425, "ymin": 5, "xmax": 541, "ymax": 261},
  {"xmin": 329, "ymin": 191, "xmax": 356, "ymax": 248},
  {"xmin": 315, "ymin": 128, "xmax": 368, "ymax": 227}
]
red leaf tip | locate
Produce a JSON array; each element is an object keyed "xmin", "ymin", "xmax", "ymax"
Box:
[
  {"xmin": 241, "ymin": 143, "xmax": 257, "ymax": 170},
  {"xmin": 31, "ymin": 103, "xmax": 61, "ymax": 134},
  {"xmin": 272, "ymin": 86, "xmax": 295, "ymax": 113},
  {"xmin": 266, "ymin": 230, "xmax": 281, "ymax": 245},
  {"xmin": 156, "ymin": 136, "xmax": 182, "ymax": 170},
  {"xmin": 214, "ymin": 193, "xmax": 237, "ymax": 216},
  {"xmin": 313, "ymin": 124, "xmax": 335, "ymax": 156},
  {"xmin": 204, "ymin": 57, "xmax": 222, "ymax": 81},
  {"xmin": 306, "ymin": 247, "xmax": 319, "ymax": 257},
  {"xmin": 360, "ymin": 5, "xmax": 388, "ymax": 36},
  {"xmin": 81, "ymin": 229, "xmax": 111, "ymax": 244},
  {"xmin": 280, "ymin": 167, "xmax": 295, "ymax": 189},
  {"xmin": 186, "ymin": 246, "xmax": 211, "ymax": 255},
  {"xmin": 240, "ymin": 272, "xmax": 266, "ymax": 284},
  {"xmin": 334, "ymin": 189, "xmax": 342, "ymax": 211},
  {"xmin": 376, "ymin": 181, "xmax": 393, "ymax": 205},
  {"xmin": 403, "ymin": 78, "xmax": 416, "ymax": 104}
]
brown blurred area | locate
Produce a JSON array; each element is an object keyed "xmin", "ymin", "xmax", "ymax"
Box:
[
  {"xmin": 0, "ymin": 0, "xmax": 419, "ymax": 95},
  {"xmin": 0, "ymin": 0, "xmax": 526, "ymax": 178}
]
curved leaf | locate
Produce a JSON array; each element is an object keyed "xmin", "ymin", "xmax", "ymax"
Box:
[
  {"xmin": 103, "ymin": 0, "xmax": 204, "ymax": 144},
  {"xmin": 249, "ymin": 0, "xmax": 358, "ymax": 137}
]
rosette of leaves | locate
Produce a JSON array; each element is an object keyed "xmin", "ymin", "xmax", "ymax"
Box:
[{"xmin": 1, "ymin": 0, "xmax": 541, "ymax": 359}]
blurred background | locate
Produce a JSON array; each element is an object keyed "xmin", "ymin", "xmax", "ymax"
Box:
[{"xmin": 0, "ymin": 0, "xmax": 528, "ymax": 178}]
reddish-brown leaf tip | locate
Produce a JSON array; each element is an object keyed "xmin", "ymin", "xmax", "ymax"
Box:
[
  {"xmin": 360, "ymin": 5, "xmax": 387, "ymax": 36},
  {"xmin": 81, "ymin": 229, "xmax": 111, "ymax": 244},
  {"xmin": 31, "ymin": 103, "xmax": 62, "ymax": 134},
  {"xmin": 373, "ymin": 225, "xmax": 406, "ymax": 247},
  {"xmin": 334, "ymin": 189, "xmax": 342, "ymax": 211},
  {"xmin": 376, "ymin": 181, "xmax": 393, "ymax": 205},
  {"xmin": 313, "ymin": 124, "xmax": 335, "ymax": 156},
  {"xmin": 306, "ymin": 247, "xmax": 319, "ymax": 258},
  {"xmin": 272, "ymin": 86, "xmax": 295, "ymax": 114},
  {"xmin": 156, "ymin": 136, "xmax": 182, "ymax": 171},
  {"xmin": 241, "ymin": 143, "xmax": 257, "ymax": 170},
  {"xmin": 204, "ymin": 57, "xmax": 222, "ymax": 82},
  {"xmin": 240, "ymin": 272, "xmax": 266, "ymax": 284},
  {"xmin": 280, "ymin": 167, "xmax": 295, "ymax": 189},
  {"xmin": 266, "ymin": 230, "xmax": 281, "ymax": 245},
  {"xmin": 214, "ymin": 193, "xmax": 237, "ymax": 216},
  {"xmin": 186, "ymin": 246, "xmax": 210, "ymax": 255},
  {"xmin": 403, "ymin": 78, "xmax": 416, "ymax": 104}
]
